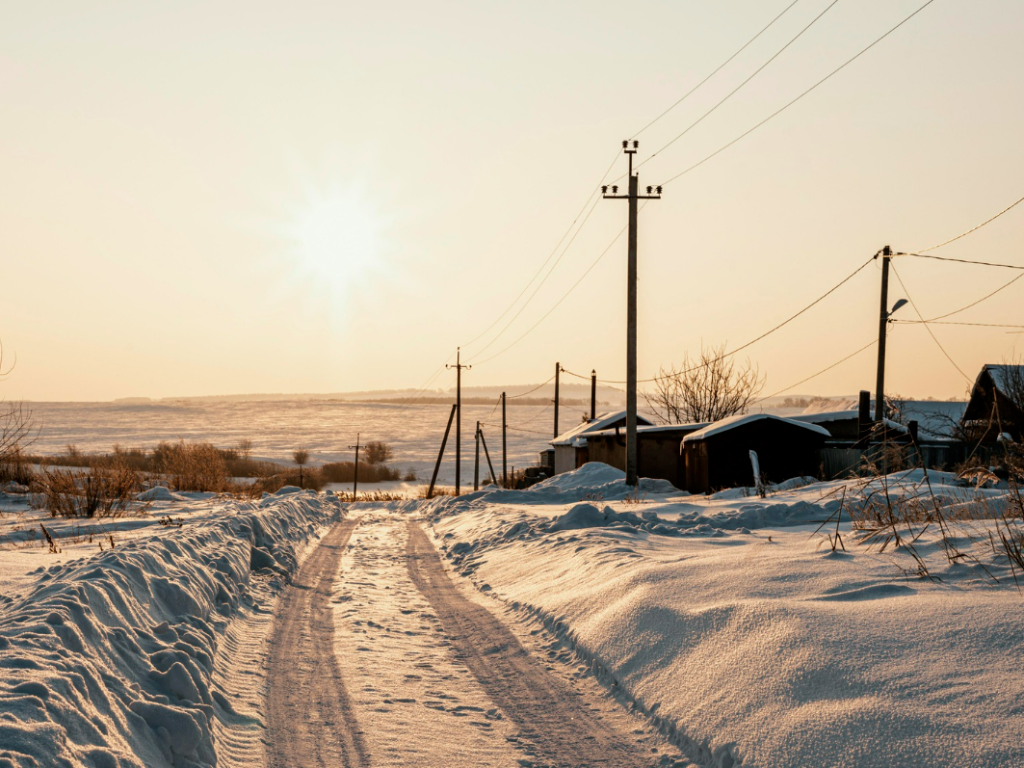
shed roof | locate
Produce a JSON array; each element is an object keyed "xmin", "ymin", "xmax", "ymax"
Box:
[
  {"xmin": 682, "ymin": 413, "xmax": 831, "ymax": 444},
  {"xmin": 584, "ymin": 422, "xmax": 710, "ymax": 438},
  {"xmin": 551, "ymin": 410, "xmax": 655, "ymax": 447},
  {"xmin": 792, "ymin": 410, "xmax": 909, "ymax": 433}
]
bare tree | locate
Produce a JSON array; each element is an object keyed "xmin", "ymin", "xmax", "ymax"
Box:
[
  {"xmin": 292, "ymin": 449, "xmax": 310, "ymax": 488},
  {"xmin": 643, "ymin": 345, "xmax": 765, "ymax": 425},
  {"xmin": 237, "ymin": 438, "xmax": 254, "ymax": 461},
  {"xmin": 363, "ymin": 441, "xmax": 393, "ymax": 465}
]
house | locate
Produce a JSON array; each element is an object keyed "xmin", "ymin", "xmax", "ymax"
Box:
[
  {"xmin": 549, "ymin": 411, "xmax": 654, "ymax": 475},
  {"xmin": 681, "ymin": 414, "xmax": 829, "ymax": 493},
  {"xmin": 584, "ymin": 423, "xmax": 708, "ymax": 489},
  {"xmin": 961, "ymin": 364, "xmax": 1024, "ymax": 442}
]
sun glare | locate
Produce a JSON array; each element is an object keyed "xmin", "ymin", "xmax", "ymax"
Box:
[{"xmin": 281, "ymin": 179, "xmax": 391, "ymax": 305}]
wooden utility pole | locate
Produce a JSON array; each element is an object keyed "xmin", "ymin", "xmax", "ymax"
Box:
[
  {"xmin": 474, "ymin": 421, "xmax": 481, "ymax": 491},
  {"xmin": 447, "ymin": 348, "xmax": 470, "ymax": 495},
  {"xmin": 501, "ymin": 392, "xmax": 507, "ymax": 487},
  {"xmin": 590, "ymin": 370, "xmax": 597, "ymax": 420},
  {"xmin": 479, "ymin": 427, "xmax": 498, "ymax": 485},
  {"xmin": 603, "ymin": 141, "xmax": 661, "ymax": 486},
  {"xmin": 553, "ymin": 362, "xmax": 561, "ymax": 439},
  {"xmin": 347, "ymin": 433, "xmax": 361, "ymax": 499},
  {"xmin": 874, "ymin": 246, "xmax": 892, "ymax": 424},
  {"xmin": 427, "ymin": 404, "xmax": 457, "ymax": 499}
]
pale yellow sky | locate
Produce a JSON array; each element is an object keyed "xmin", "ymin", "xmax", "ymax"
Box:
[{"xmin": 2, "ymin": 1, "xmax": 1022, "ymax": 402}]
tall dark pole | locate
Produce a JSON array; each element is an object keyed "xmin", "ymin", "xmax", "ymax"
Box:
[
  {"xmin": 447, "ymin": 348, "xmax": 470, "ymax": 495},
  {"xmin": 875, "ymin": 246, "xmax": 892, "ymax": 424},
  {"xmin": 347, "ymin": 433, "xmax": 361, "ymax": 499},
  {"xmin": 501, "ymin": 392, "xmax": 507, "ymax": 487},
  {"xmin": 590, "ymin": 370, "xmax": 597, "ymax": 420},
  {"xmin": 554, "ymin": 362, "xmax": 561, "ymax": 439},
  {"xmin": 474, "ymin": 421, "xmax": 481, "ymax": 491},
  {"xmin": 427, "ymin": 404, "xmax": 456, "ymax": 499},
  {"xmin": 603, "ymin": 141, "xmax": 661, "ymax": 486}
]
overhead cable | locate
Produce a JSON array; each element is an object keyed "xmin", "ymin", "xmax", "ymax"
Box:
[
  {"xmin": 631, "ymin": 0, "xmax": 804, "ymax": 140},
  {"xmin": 752, "ymin": 337, "xmax": 877, "ymax": 403},
  {"xmin": 898, "ymin": 252, "xmax": 1024, "ymax": 270},
  {"xmin": 657, "ymin": 0, "xmax": 938, "ymax": 188},
  {"xmin": 918, "ymin": 192, "xmax": 1024, "ymax": 252}
]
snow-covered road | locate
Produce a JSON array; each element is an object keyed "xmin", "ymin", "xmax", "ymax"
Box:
[{"xmin": 264, "ymin": 510, "xmax": 677, "ymax": 768}]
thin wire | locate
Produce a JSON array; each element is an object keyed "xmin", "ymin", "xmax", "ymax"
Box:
[
  {"xmin": 460, "ymin": 150, "xmax": 620, "ymax": 352},
  {"xmin": 471, "ymin": 216, "xmax": 633, "ymax": 367},
  {"xmin": 506, "ymin": 374, "xmax": 557, "ymax": 400},
  {"xmin": 482, "ymin": 422, "xmax": 550, "ymax": 437},
  {"xmin": 636, "ymin": 0, "xmax": 843, "ymax": 173},
  {"xmin": 657, "ymin": 0, "xmax": 938, "ymax": 188},
  {"xmin": 890, "ymin": 262, "xmax": 971, "ymax": 382},
  {"xmin": 898, "ymin": 252, "xmax": 1024, "ymax": 270},
  {"xmin": 466, "ymin": 194, "xmax": 603, "ymax": 362},
  {"xmin": 918, "ymin": 193, "xmax": 1024, "ymax": 252},
  {"xmin": 631, "ymin": 0, "xmax": 804, "ymax": 140},
  {"xmin": 893, "ymin": 320, "xmax": 1024, "ymax": 329},
  {"xmin": 565, "ymin": 255, "xmax": 874, "ymax": 385},
  {"xmin": 751, "ymin": 338, "xmax": 877, "ymax": 404},
  {"xmin": 390, "ymin": 353, "xmax": 456, "ymax": 411},
  {"xmin": 920, "ymin": 273, "xmax": 1024, "ymax": 322}
]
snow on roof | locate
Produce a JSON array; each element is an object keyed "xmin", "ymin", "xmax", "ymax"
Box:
[
  {"xmin": 901, "ymin": 400, "xmax": 967, "ymax": 440},
  {"xmin": 584, "ymin": 422, "xmax": 710, "ymax": 439},
  {"xmin": 792, "ymin": 410, "xmax": 909, "ymax": 433},
  {"xmin": 682, "ymin": 413, "xmax": 831, "ymax": 443},
  {"xmin": 981, "ymin": 364, "xmax": 1024, "ymax": 398},
  {"xmin": 551, "ymin": 410, "xmax": 654, "ymax": 446}
]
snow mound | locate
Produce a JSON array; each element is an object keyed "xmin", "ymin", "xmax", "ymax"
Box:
[
  {"xmin": 136, "ymin": 486, "xmax": 186, "ymax": 502},
  {"xmin": 531, "ymin": 462, "xmax": 626, "ymax": 492},
  {"xmin": 0, "ymin": 493, "xmax": 341, "ymax": 768}
]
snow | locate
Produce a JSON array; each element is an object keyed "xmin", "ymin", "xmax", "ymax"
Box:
[
  {"xmin": 550, "ymin": 410, "xmax": 655, "ymax": 447},
  {"xmin": 682, "ymin": 413, "xmax": 831, "ymax": 442},
  {"xmin": 424, "ymin": 463, "xmax": 1024, "ymax": 767},
  {"xmin": 0, "ymin": 489, "xmax": 340, "ymax": 768}
]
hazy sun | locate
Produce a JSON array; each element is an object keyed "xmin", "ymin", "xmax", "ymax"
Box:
[{"xmin": 281, "ymin": 178, "xmax": 391, "ymax": 303}]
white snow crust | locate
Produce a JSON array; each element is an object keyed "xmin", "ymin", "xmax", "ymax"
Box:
[
  {"xmin": 423, "ymin": 463, "xmax": 1024, "ymax": 767},
  {"xmin": 0, "ymin": 491, "xmax": 340, "ymax": 768},
  {"xmin": 682, "ymin": 413, "xmax": 831, "ymax": 443}
]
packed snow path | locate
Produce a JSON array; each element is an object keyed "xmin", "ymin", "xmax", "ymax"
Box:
[
  {"xmin": 266, "ymin": 518, "xmax": 369, "ymax": 768},
  {"xmin": 405, "ymin": 521, "xmax": 665, "ymax": 767},
  {"xmin": 264, "ymin": 511, "xmax": 675, "ymax": 767}
]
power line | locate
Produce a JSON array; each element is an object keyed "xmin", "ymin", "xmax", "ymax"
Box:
[
  {"xmin": 893, "ymin": 320, "xmax": 1024, "ymax": 329},
  {"xmin": 631, "ymin": 0, "xmax": 804, "ymax": 140},
  {"xmin": 890, "ymin": 262, "xmax": 971, "ymax": 383},
  {"xmin": 752, "ymin": 337, "xmax": 877, "ymax": 404},
  {"xmin": 506, "ymin": 374, "xmax": 557, "ymax": 400},
  {"xmin": 482, "ymin": 421, "xmax": 550, "ymax": 437},
  {"xmin": 636, "ymin": 0, "xmax": 843, "ymax": 173},
  {"xmin": 898, "ymin": 252, "xmax": 1024, "ymax": 270},
  {"xmin": 921, "ymin": 273, "xmax": 1024, "ymax": 322},
  {"xmin": 460, "ymin": 150, "xmax": 620, "ymax": 353},
  {"xmin": 918, "ymin": 192, "xmax": 1024, "ymax": 252},
  {"xmin": 656, "ymin": 0, "xmax": 938, "ymax": 188},
  {"xmin": 565, "ymin": 255, "xmax": 874, "ymax": 385}
]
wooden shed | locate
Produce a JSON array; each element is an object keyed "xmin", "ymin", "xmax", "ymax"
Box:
[
  {"xmin": 550, "ymin": 411, "xmax": 654, "ymax": 475},
  {"xmin": 682, "ymin": 414, "xmax": 829, "ymax": 494},
  {"xmin": 585, "ymin": 423, "xmax": 708, "ymax": 489},
  {"xmin": 961, "ymin": 364, "xmax": 1024, "ymax": 442}
]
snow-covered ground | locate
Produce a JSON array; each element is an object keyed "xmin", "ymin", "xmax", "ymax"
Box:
[
  {"xmin": 424, "ymin": 464, "xmax": 1024, "ymax": 767},
  {"xmin": 2, "ymin": 464, "xmax": 1022, "ymax": 767},
  {"xmin": 0, "ymin": 487, "xmax": 340, "ymax": 768}
]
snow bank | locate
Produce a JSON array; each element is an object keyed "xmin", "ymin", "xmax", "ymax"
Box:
[
  {"xmin": 425, "ymin": 464, "xmax": 1024, "ymax": 767},
  {"xmin": 0, "ymin": 491, "xmax": 341, "ymax": 768}
]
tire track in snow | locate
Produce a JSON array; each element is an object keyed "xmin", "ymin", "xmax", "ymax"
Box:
[
  {"xmin": 406, "ymin": 521, "xmax": 665, "ymax": 768},
  {"xmin": 266, "ymin": 518, "xmax": 369, "ymax": 768}
]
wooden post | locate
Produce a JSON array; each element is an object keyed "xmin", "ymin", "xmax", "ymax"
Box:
[
  {"xmin": 554, "ymin": 362, "xmax": 561, "ymax": 439},
  {"xmin": 347, "ymin": 434, "xmax": 361, "ymax": 499},
  {"xmin": 590, "ymin": 369, "xmax": 597, "ymax": 420},
  {"xmin": 875, "ymin": 246, "xmax": 892, "ymax": 424},
  {"xmin": 474, "ymin": 421, "xmax": 481, "ymax": 491},
  {"xmin": 479, "ymin": 427, "xmax": 498, "ymax": 485},
  {"xmin": 427, "ymin": 404, "xmax": 457, "ymax": 499},
  {"xmin": 501, "ymin": 392, "xmax": 507, "ymax": 487},
  {"xmin": 858, "ymin": 390, "xmax": 871, "ymax": 443}
]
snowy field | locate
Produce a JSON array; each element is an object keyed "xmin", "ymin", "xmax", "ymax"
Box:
[
  {"xmin": 2, "ymin": 464, "xmax": 1021, "ymax": 767},
  {"xmin": 22, "ymin": 399, "xmax": 572, "ymax": 486}
]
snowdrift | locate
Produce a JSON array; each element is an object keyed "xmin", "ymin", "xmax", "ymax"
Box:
[{"xmin": 0, "ymin": 490, "xmax": 341, "ymax": 768}]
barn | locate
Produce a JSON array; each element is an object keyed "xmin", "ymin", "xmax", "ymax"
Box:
[
  {"xmin": 961, "ymin": 364, "xmax": 1024, "ymax": 442},
  {"xmin": 585, "ymin": 423, "xmax": 708, "ymax": 489},
  {"xmin": 682, "ymin": 414, "xmax": 829, "ymax": 493},
  {"xmin": 550, "ymin": 411, "xmax": 654, "ymax": 475}
]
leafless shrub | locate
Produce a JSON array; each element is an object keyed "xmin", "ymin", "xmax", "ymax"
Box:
[
  {"xmin": 363, "ymin": 441, "xmax": 394, "ymax": 465},
  {"xmin": 643, "ymin": 344, "xmax": 765, "ymax": 425},
  {"xmin": 40, "ymin": 464, "xmax": 143, "ymax": 519},
  {"xmin": 154, "ymin": 440, "xmax": 229, "ymax": 492},
  {"xmin": 292, "ymin": 449, "xmax": 310, "ymax": 488}
]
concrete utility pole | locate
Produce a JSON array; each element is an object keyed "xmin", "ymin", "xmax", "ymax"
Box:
[
  {"xmin": 874, "ymin": 245, "xmax": 893, "ymax": 424},
  {"xmin": 501, "ymin": 392, "xmax": 507, "ymax": 487},
  {"xmin": 590, "ymin": 370, "xmax": 597, "ymax": 420},
  {"xmin": 602, "ymin": 140, "xmax": 661, "ymax": 486},
  {"xmin": 447, "ymin": 348, "xmax": 470, "ymax": 495},
  {"xmin": 347, "ymin": 433, "xmax": 361, "ymax": 499},
  {"xmin": 553, "ymin": 362, "xmax": 561, "ymax": 439}
]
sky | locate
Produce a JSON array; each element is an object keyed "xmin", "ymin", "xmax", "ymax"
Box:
[{"xmin": 2, "ymin": 0, "xmax": 1023, "ymax": 402}]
